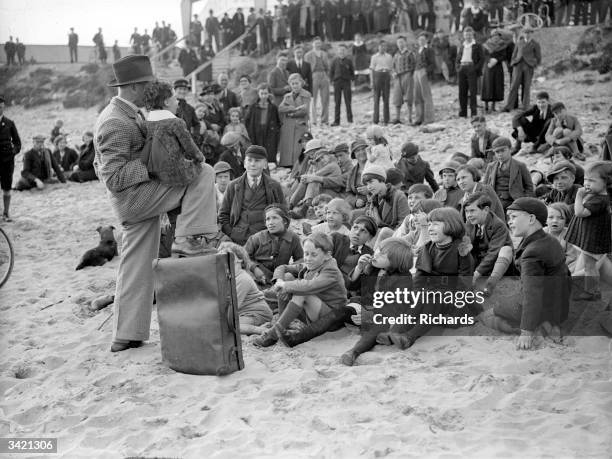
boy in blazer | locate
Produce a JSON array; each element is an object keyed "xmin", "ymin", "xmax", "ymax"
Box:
[
  {"xmin": 470, "ymin": 116, "xmax": 498, "ymax": 162},
  {"xmin": 511, "ymin": 91, "xmax": 553, "ymax": 153},
  {"xmin": 483, "ymin": 137, "xmax": 534, "ymax": 210},
  {"xmin": 456, "ymin": 27, "xmax": 484, "ymax": 118},
  {"xmin": 286, "ymin": 45, "xmax": 312, "ymax": 91}
]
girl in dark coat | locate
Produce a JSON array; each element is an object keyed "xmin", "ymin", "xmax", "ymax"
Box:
[
  {"xmin": 245, "ymin": 84, "xmax": 281, "ymax": 164},
  {"xmin": 69, "ymin": 132, "xmax": 98, "ymax": 182},
  {"xmin": 52, "ymin": 135, "xmax": 78, "ymax": 172},
  {"xmin": 481, "ymin": 29, "xmax": 513, "ymax": 112}
]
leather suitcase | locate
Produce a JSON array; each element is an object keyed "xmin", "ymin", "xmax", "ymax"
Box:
[{"xmin": 153, "ymin": 253, "xmax": 244, "ymax": 375}]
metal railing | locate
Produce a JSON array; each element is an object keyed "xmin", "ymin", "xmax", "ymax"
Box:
[{"xmin": 150, "ymin": 34, "xmax": 190, "ymax": 62}]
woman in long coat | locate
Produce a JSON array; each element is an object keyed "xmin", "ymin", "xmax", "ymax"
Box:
[
  {"xmin": 481, "ymin": 29, "xmax": 513, "ymax": 112},
  {"xmin": 278, "ymin": 73, "xmax": 311, "ymax": 168},
  {"xmin": 245, "ymin": 84, "xmax": 281, "ymax": 164}
]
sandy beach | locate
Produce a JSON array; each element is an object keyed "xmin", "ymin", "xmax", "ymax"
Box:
[{"xmin": 0, "ymin": 69, "xmax": 611, "ymax": 458}]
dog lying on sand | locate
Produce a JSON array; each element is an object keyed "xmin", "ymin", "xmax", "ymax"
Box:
[{"xmin": 76, "ymin": 226, "xmax": 118, "ymax": 270}]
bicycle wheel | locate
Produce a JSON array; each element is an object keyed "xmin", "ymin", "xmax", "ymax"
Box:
[{"xmin": 0, "ymin": 227, "xmax": 14, "ymax": 288}]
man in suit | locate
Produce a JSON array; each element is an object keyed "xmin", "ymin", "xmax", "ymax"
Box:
[
  {"xmin": 219, "ymin": 145, "xmax": 285, "ymax": 245},
  {"xmin": 14, "ymin": 135, "xmax": 66, "ymax": 191},
  {"xmin": 205, "ymin": 9, "xmax": 221, "ymax": 51},
  {"xmin": 456, "ymin": 27, "xmax": 483, "ymax": 118},
  {"xmin": 0, "ymin": 94, "xmax": 21, "ymax": 220},
  {"xmin": 217, "ymin": 73, "xmax": 240, "ymax": 118},
  {"xmin": 4, "ymin": 37, "xmax": 16, "ymax": 66},
  {"xmin": 413, "ymin": 34, "xmax": 435, "ymax": 125},
  {"xmin": 286, "ymin": 45, "xmax": 312, "ymax": 92},
  {"xmin": 502, "ymin": 26, "xmax": 541, "ymax": 112},
  {"xmin": 68, "ymin": 28, "xmax": 79, "ymax": 63},
  {"xmin": 94, "ymin": 55, "xmax": 218, "ymax": 353},
  {"xmin": 268, "ymin": 52, "xmax": 291, "ymax": 106},
  {"xmin": 483, "ymin": 136, "xmax": 534, "ymax": 210},
  {"xmin": 484, "ymin": 197, "xmax": 570, "ymax": 350},
  {"xmin": 470, "ymin": 115, "xmax": 498, "ymax": 162},
  {"xmin": 329, "ymin": 44, "xmax": 355, "ymax": 126},
  {"xmin": 511, "ymin": 91, "xmax": 553, "ymax": 153},
  {"xmin": 391, "ymin": 36, "xmax": 416, "ymax": 125},
  {"xmin": 173, "ymin": 79, "xmax": 200, "ymax": 137}
]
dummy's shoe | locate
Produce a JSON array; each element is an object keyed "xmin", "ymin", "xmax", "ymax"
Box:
[
  {"xmin": 252, "ymin": 324, "xmax": 282, "ymax": 347},
  {"xmin": 110, "ymin": 340, "xmax": 143, "ymax": 352}
]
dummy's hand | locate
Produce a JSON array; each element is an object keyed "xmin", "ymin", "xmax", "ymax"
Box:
[
  {"xmin": 516, "ymin": 330, "xmax": 534, "ymax": 350},
  {"xmin": 35, "ymin": 178, "xmax": 44, "ymax": 190}
]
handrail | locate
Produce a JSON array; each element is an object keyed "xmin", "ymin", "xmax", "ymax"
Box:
[
  {"xmin": 150, "ymin": 34, "xmax": 190, "ymax": 61},
  {"xmin": 185, "ymin": 23, "xmax": 257, "ymax": 94}
]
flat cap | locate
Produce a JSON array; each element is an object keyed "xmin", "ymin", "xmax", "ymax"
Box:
[
  {"xmin": 220, "ymin": 132, "xmax": 241, "ymax": 147},
  {"xmin": 546, "ymin": 160, "xmax": 576, "ymax": 181},
  {"xmin": 213, "ymin": 161, "xmax": 232, "ymax": 174},
  {"xmin": 507, "ymin": 197, "xmax": 548, "ymax": 227},
  {"xmin": 244, "ymin": 145, "xmax": 267, "ymax": 160}
]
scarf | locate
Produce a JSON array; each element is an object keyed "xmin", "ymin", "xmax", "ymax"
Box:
[{"xmin": 484, "ymin": 31, "xmax": 514, "ymax": 54}]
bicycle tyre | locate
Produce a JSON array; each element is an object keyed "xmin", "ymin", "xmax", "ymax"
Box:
[{"xmin": 0, "ymin": 226, "xmax": 14, "ymax": 288}]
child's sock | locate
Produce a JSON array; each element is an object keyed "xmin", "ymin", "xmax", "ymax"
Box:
[{"xmin": 486, "ymin": 254, "xmax": 513, "ymax": 290}]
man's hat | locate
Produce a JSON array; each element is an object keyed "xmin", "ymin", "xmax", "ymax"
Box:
[
  {"xmin": 304, "ymin": 139, "xmax": 323, "ymax": 154},
  {"xmin": 507, "ymin": 197, "xmax": 548, "ymax": 227},
  {"xmin": 108, "ymin": 55, "xmax": 155, "ymax": 87},
  {"xmin": 350, "ymin": 139, "xmax": 368, "ymax": 158},
  {"xmin": 173, "ymin": 78, "xmax": 190, "ymax": 89},
  {"xmin": 213, "ymin": 161, "xmax": 232, "ymax": 174},
  {"xmin": 32, "ymin": 135, "xmax": 46, "ymax": 141},
  {"xmin": 546, "ymin": 160, "xmax": 576, "ymax": 181},
  {"xmin": 333, "ymin": 143, "xmax": 349, "ymax": 155},
  {"xmin": 491, "ymin": 136, "xmax": 512, "ymax": 150},
  {"xmin": 220, "ymin": 132, "xmax": 241, "ymax": 147},
  {"xmin": 245, "ymin": 145, "xmax": 267, "ymax": 160}
]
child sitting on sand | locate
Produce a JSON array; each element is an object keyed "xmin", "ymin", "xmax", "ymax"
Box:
[
  {"xmin": 142, "ymin": 80, "xmax": 204, "ymax": 186},
  {"xmin": 433, "ymin": 161, "xmax": 464, "ymax": 210},
  {"xmin": 223, "ymin": 107, "xmax": 251, "ymax": 150},
  {"xmin": 564, "ymin": 161, "xmax": 612, "ymax": 301},
  {"xmin": 395, "ymin": 142, "xmax": 439, "ymax": 192},
  {"xmin": 244, "ymin": 205, "xmax": 303, "ymax": 285},
  {"xmin": 394, "ymin": 198, "xmax": 442, "ymax": 250},
  {"xmin": 545, "ymin": 202, "xmax": 579, "ymax": 274},
  {"xmin": 217, "ymin": 242, "xmax": 274, "ymax": 335},
  {"xmin": 377, "ymin": 207, "xmax": 476, "ymax": 350},
  {"xmin": 482, "ymin": 198, "xmax": 570, "ymax": 350},
  {"xmin": 311, "ymin": 198, "xmax": 352, "ymax": 236},
  {"xmin": 543, "ymin": 160, "xmax": 581, "ymax": 206},
  {"xmin": 302, "ymin": 193, "xmax": 333, "ymax": 235},
  {"xmin": 341, "ymin": 238, "xmax": 414, "ymax": 366},
  {"xmin": 253, "ymin": 232, "xmax": 349, "ymax": 347}
]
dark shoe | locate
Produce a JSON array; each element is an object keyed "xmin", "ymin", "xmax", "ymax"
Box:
[
  {"xmin": 171, "ymin": 236, "xmax": 211, "ymax": 257},
  {"xmin": 501, "ymin": 107, "xmax": 511, "ymax": 113},
  {"xmin": 110, "ymin": 340, "xmax": 143, "ymax": 352},
  {"xmin": 411, "ymin": 121, "xmax": 422, "ymax": 126},
  {"xmin": 280, "ymin": 307, "xmax": 352, "ymax": 348},
  {"xmin": 331, "ymin": 122, "xmax": 340, "ymax": 127},
  {"xmin": 2, "ymin": 213, "xmax": 12, "ymax": 222},
  {"xmin": 289, "ymin": 203, "xmax": 309, "ymax": 219},
  {"xmin": 391, "ymin": 119, "xmax": 401, "ymax": 125}
]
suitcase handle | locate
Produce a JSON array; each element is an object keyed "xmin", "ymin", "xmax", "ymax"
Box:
[{"xmin": 226, "ymin": 301, "xmax": 236, "ymax": 333}]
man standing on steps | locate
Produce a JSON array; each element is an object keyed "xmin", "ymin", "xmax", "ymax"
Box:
[
  {"xmin": 206, "ymin": 9, "xmax": 221, "ymax": 52},
  {"xmin": 304, "ymin": 37, "xmax": 330, "ymax": 126},
  {"xmin": 502, "ymin": 26, "xmax": 541, "ymax": 113},
  {"xmin": 68, "ymin": 28, "xmax": 78, "ymax": 63},
  {"xmin": 173, "ymin": 79, "xmax": 200, "ymax": 138},
  {"xmin": 456, "ymin": 27, "xmax": 484, "ymax": 119},
  {"xmin": 0, "ymin": 95, "xmax": 21, "ymax": 221},
  {"xmin": 94, "ymin": 55, "xmax": 219, "ymax": 353},
  {"xmin": 391, "ymin": 36, "xmax": 416, "ymax": 125},
  {"xmin": 217, "ymin": 73, "xmax": 240, "ymax": 118}
]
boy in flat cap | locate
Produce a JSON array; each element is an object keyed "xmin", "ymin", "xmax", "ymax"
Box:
[
  {"xmin": 14, "ymin": 135, "xmax": 66, "ymax": 191},
  {"xmin": 482, "ymin": 197, "xmax": 570, "ymax": 350},
  {"xmin": 483, "ymin": 137, "xmax": 534, "ymax": 210},
  {"xmin": 0, "ymin": 95, "xmax": 21, "ymax": 220},
  {"xmin": 543, "ymin": 160, "xmax": 581, "ymax": 206},
  {"xmin": 219, "ymin": 145, "xmax": 285, "ymax": 244},
  {"xmin": 544, "ymin": 102, "xmax": 585, "ymax": 161}
]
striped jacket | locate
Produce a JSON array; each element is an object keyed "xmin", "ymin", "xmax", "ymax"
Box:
[{"xmin": 94, "ymin": 97, "xmax": 163, "ymax": 223}]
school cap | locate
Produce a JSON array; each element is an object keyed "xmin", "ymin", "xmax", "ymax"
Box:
[
  {"xmin": 546, "ymin": 160, "xmax": 576, "ymax": 181},
  {"xmin": 244, "ymin": 145, "xmax": 267, "ymax": 160},
  {"xmin": 401, "ymin": 142, "xmax": 419, "ymax": 158},
  {"xmin": 491, "ymin": 136, "xmax": 512, "ymax": 150},
  {"xmin": 213, "ymin": 161, "xmax": 232, "ymax": 174},
  {"xmin": 361, "ymin": 164, "xmax": 387, "ymax": 184},
  {"xmin": 353, "ymin": 215, "xmax": 378, "ymax": 237},
  {"xmin": 438, "ymin": 160, "xmax": 461, "ymax": 176},
  {"xmin": 304, "ymin": 139, "xmax": 323, "ymax": 154},
  {"xmin": 220, "ymin": 132, "xmax": 241, "ymax": 147},
  {"xmin": 386, "ymin": 167, "xmax": 405, "ymax": 186},
  {"xmin": 507, "ymin": 197, "xmax": 548, "ymax": 227}
]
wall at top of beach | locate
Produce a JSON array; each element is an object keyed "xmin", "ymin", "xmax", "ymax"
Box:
[{"xmin": 0, "ymin": 45, "xmax": 130, "ymax": 64}]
